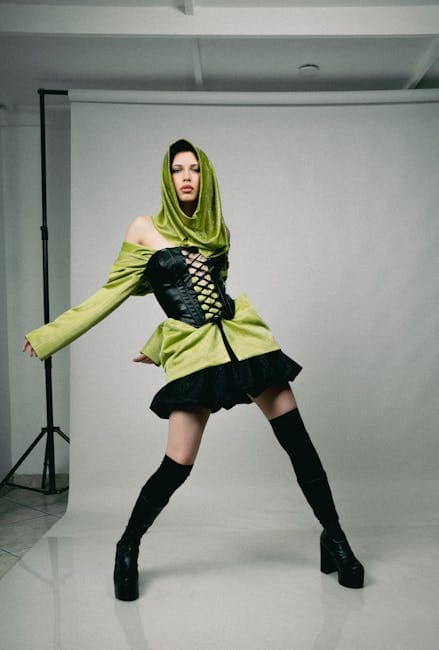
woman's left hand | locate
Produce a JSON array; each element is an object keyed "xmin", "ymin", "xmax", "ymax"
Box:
[{"xmin": 132, "ymin": 353, "xmax": 154, "ymax": 364}]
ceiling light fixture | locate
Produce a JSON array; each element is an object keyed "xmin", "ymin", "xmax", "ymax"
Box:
[{"xmin": 298, "ymin": 64, "xmax": 320, "ymax": 76}]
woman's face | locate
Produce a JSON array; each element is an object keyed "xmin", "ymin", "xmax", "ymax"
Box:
[{"xmin": 170, "ymin": 151, "xmax": 201, "ymax": 208}]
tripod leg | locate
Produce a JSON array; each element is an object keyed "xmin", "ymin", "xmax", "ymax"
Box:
[
  {"xmin": 0, "ymin": 429, "xmax": 47, "ymax": 488},
  {"xmin": 42, "ymin": 427, "xmax": 49, "ymax": 490},
  {"xmin": 54, "ymin": 426, "xmax": 70, "ymax": 444}
]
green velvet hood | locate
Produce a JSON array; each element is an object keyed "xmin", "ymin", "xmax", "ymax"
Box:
[{"xmin": 152, "ymin": 138, "xmax": 229, "ymax": 258}]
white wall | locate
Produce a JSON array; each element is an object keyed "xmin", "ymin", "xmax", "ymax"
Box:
[
  {"xmin": 65, "ymin": 96, "xmax": 438, "ymax": 520},
  {"xmin": 0, "ymin": 125, "xmax": 11, "ymax": 478},
  {"xmin": 1, "ymin": 108, "xmax": 70, "ymax": 476},
  {"xmin": 3, "ymin": 94, "xmax": 437, "ymax": 497}
]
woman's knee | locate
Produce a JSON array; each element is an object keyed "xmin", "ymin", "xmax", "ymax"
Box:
[
  {"xmin": 247, "ymin": 383, "xmax": 297, "ymax": 420},
  {"xmin": 165, "ymin": 450, "xmax": 197, "ymax": 466}
]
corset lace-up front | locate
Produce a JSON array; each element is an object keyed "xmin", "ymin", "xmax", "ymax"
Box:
[
  {"xmin": 181, "ymin": 248, "xmax": 223, "ymax": 321},
  {"xmin": 145, "ymin": 245, "xmax": 235, "ymax": 328}
]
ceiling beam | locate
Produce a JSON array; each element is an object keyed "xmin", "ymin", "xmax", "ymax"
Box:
[
  {"xmin": 1, "ymin": 5, "xmax": 439, "ymax": 37},
  {"xmin": 68, "ymin": 89, "xmax": 439, "ymax": 106},
  {"xmin": 183, "ymin": 1, "xmax": 194, "ymax": 16},
  {"xmin": 405, "ymin": 36, "xmax": 439, "ymax": 89},
  {"xmin": 192, "ymin": 38, "xmax": 204, "ymax": 89}
]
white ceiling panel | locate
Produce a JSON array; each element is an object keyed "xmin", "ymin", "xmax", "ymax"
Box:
[
  {"xmin": 200, "ymin": 36, "xmax": 433, "ymax": 91},
  {"xmin": 1, "ymin": 1, "xmax": 439, "ymax": 6},
  {"xmin": 0, "ymin": 2, "xmax": 438, "ymax": 108},
  {"xmin": 1, "ymin": 35, "xmax": 195, "ymax": 81}
]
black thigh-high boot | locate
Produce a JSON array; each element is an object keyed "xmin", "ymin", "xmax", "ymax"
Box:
[
  {"xmin": 269, "ymin": 407, "xmax": 364, "ymax": 588},
  {"xmin": 114, "ymin": 453, "xmax": 193, "ymax": 600}
]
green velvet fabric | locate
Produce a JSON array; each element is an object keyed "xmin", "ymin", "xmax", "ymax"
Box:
[
  {"xmin": 26, "ymin": 239, "xmax": 281, "ymax": 377},
  {"xmin": 152, "ymin": 138, "xmax": 229, "ymax": 259},
  {"xmin": 25, "ymin": 241, "xmax": 154, "ymax": 361},
  {"xmin": 25, "ymin": 139, "xmax": 281, "ymax": 377},
  {"xmin": 140, "ymin": 292, "xmax": 281, "ymax": 382}
]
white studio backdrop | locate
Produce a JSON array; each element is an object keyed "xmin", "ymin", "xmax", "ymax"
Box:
[{"xmin": 66, "ymin": 95, "xmax": 438, "ymax": 528}]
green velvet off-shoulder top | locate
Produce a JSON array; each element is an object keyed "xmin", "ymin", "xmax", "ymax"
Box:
[{"xmin": 25, "ymin": 241, "xmax": 281, "ymax": 383}]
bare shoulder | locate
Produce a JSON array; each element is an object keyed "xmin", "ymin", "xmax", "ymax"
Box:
[
  {"xmin": 127, "ymin": 214, "xmax": 153, "ymax": 231},
  {"xmin": 124, "ymin": 215, "xmax": 153, "ymax": 246}
]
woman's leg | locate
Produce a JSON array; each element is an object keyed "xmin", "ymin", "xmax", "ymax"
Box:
[
  {"xmin": 114, "ymin": 406, "xmax": 210, "ymax": 600},
  {"xmin": 166, "ymin": 405, "xmax": 211, "ymax": 464},
  {"xmin": 247, "ymin": 383, "xmax": 364, "ymax": 588},
  {"xmin": 247, "ymin": 383, "xmax": 339, "ymax": 531},
  {"xmin": 119, "ymin": 405, "xmax": 210, "ymax": 543},
  {"xmin": 246, "ymin": 383, "xmax": 297, "ymax": 420}
]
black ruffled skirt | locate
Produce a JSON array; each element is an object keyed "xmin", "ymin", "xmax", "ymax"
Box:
[{"xmin": 149, "ymin": 349, "xmax": 303, "ymax": 419}]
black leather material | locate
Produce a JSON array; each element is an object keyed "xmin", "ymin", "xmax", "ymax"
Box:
[
  {"xmin": 320, "ymin": 529, "xmax": 365, "ymax": 588},
  {"xmin": 145, "ymin": 246, "xmax": 235, "ymax": 327}
]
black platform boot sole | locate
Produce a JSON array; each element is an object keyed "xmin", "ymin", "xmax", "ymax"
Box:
[
  {"xmin": 114, "ymin": 577, "xmax": 139, "ymax": 601},
  {"xmin": 320, "ymin": 531, "xmax": 364, "ymax": 588},
  {"xmin": 114, "ymin": 543, "xmax": 140, "ymax": 601}
]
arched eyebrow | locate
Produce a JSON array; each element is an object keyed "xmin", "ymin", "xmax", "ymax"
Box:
[{"xmin": 171, "ymin": 163, "xmax": 200, "ymax": 168}]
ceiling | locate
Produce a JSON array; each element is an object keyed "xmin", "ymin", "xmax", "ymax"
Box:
[{"xmin": 1, "ymin": 1, "xmax": 439, "ymax": 110}]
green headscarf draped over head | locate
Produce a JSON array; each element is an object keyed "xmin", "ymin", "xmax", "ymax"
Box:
[{"xmin": 152, "ymin": 138, "xmax": 229, "ymax": 259}]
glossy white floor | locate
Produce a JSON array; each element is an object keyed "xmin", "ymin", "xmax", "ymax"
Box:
[{"xmin": 0, "ymin": 474, "xmax": 438, "ymax": 650}]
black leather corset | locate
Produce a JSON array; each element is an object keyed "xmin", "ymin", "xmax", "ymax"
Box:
[{"xmin": 145, "ymin": 246, "xmax": 235, "ymax": 327}]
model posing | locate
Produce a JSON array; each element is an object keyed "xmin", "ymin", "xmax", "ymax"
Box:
[{"xmin": 23, "ymin": 138, "xmax": 364, "ymax": 600}]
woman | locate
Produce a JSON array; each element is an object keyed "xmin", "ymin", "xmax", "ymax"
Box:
[{"xmin": 23, "ymin": 138, "xmax": 364, "ymax": 601}]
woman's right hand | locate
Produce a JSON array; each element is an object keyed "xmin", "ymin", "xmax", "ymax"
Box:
[
  {"xmin": 132, "ymin": 353, "xmax": 154, "ymax": 364},
  {"xmin": 22, "ymin": 339, "xmax": 39, "ymax": 358}
]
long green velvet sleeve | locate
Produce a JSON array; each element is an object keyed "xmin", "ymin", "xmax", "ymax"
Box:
[{"xmin": 25, "ymin": 241, "xmax": 154, "ymax": 361}]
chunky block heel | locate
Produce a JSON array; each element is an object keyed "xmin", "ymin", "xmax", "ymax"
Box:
[
  {"xmin": 320, "ymin": 540, "xmax": 337, "ymax": 574},
  {"xmin": 320, "ymin": 529, "xmax": 365, "ymax": 589}
]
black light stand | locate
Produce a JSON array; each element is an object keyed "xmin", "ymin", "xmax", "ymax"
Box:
[{"xmin": 0, "ymin": 88, "xmax": 70, "ymax": 494}]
